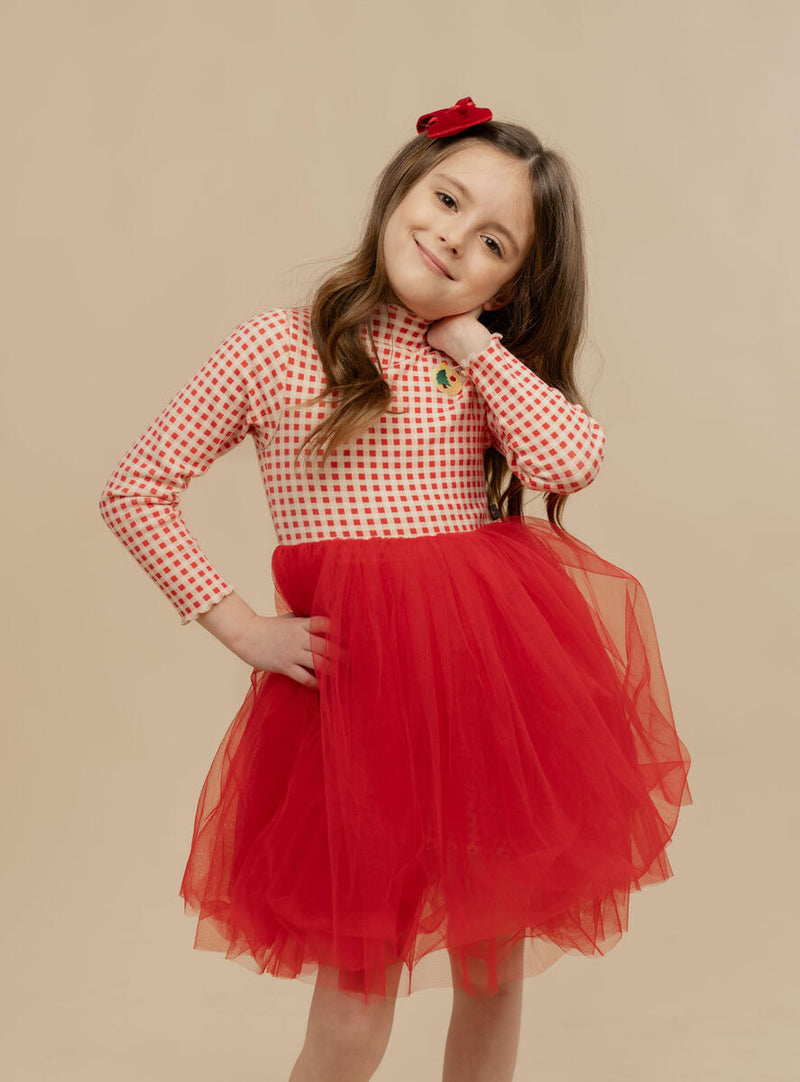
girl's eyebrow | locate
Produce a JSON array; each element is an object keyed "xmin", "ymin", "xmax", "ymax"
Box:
[{"xmin": 432, "ymin": 172, "xmax": 521, "ymax": 255}]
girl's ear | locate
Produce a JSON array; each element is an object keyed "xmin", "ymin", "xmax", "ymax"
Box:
[
  {"xmin": 482, "ymin": 288, "xmax": 511, "ymax": 312},
  {"xmin": 482, "ymin": 281, "xmax": 513, "ymax": 311}
]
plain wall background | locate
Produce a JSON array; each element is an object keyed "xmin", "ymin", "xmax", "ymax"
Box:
[{"xmin": 2, "ymin": 1, "xmax": 798, "ymax": 1079}]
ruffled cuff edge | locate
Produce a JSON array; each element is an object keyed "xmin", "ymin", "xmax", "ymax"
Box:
[{"xmin": 179, "ymin": 584, "xmax": 236, "ymax": 626}]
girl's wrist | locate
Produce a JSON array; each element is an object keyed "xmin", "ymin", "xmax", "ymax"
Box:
[
  {"xmin": 196, "ymin": 591, "xmax": 259, "ymax": 652},
  {"xmin": 451, "ymin": 325, "xmax": 494, "ymax": 363},
  {"xmin": 441, "ymin": 322, "xmax": 491, "ymax": 365},
  {"xmin": 426, "ymin": 311, "xmax": 494, "ymax": 363}
]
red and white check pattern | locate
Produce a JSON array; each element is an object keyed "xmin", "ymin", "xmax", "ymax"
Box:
[{"xmin": 99, "ymin": 303, "xmax": 605, "ymax": 624}]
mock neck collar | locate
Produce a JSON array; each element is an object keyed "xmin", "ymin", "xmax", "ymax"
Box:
[{"xmin": 362, "ymin": 302, "xmax": 433, "ymax": 361}]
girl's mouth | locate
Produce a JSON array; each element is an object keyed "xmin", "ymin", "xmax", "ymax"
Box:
[{"xmin": 415, "ymin": 239, "xmax": 452, "ymax": 279}]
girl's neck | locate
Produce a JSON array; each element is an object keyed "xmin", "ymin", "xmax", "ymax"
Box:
[{"xmin": 366, "ymin": 301, "xmax": 432, "ymax": 354}]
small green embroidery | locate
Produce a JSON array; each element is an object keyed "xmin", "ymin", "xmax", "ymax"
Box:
[{"xmin": 433, "ymin": 361, "xmax": 463, "ymax": 396}]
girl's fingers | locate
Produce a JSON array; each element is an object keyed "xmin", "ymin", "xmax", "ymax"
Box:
[
  {"xmin": 290, "ymin": 664, "xmax": 318, "ymax": 689},
  {"xmin": 303, "ymin": 615, "xmax": 345, "ymax": 665},
  {"xmin": 299, "ymin": 614, "xmax": 343, "ymax": 672},
  {"xmin": 304, "ymin": 645, "xmax": 334, "ymax": 676},
  {"xmin": 309, "ymin": 632, "xmax": 344, "ymax": 666}
]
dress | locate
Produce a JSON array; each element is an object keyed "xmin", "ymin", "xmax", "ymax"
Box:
[{"xmin": 98, "ymin": 301, "xmax": 692, "ymax": 1003}]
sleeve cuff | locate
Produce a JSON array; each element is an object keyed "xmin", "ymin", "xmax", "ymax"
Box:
[
  {"xmin": 456, "ymin": 331, "xmax": 505, "ymax": 369},
  {"xmin": 179, "ymin": 583, "xmax": 236, "ymax": 626}
]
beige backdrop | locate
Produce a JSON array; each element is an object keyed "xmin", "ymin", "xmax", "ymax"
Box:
[{"xmin": 3, "ymin": 1, "xmax": 798, "ymax": 1079}]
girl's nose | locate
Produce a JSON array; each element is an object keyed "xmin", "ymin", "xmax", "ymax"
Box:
[{"xmin": 439, "ymin": 231, "xmax": 462, "ymax": 253}]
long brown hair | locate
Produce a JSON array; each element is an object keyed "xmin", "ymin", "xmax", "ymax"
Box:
[{"xmin": 295, "ymin": 122, "xmax": 593, "ymax": 531}]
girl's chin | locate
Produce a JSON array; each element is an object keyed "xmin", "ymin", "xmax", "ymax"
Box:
[
  {"xmin": 385, "ymin": 288, "xmax": 427, "ymax": 316},
  {"xmin": 383, "ymin": 282, "xmax": 462, "ymax": 322}
]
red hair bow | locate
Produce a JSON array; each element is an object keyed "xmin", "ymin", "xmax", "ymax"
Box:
[{"xmin": 416, "ymin": 96, "xmax": 493, "ymax": 138}]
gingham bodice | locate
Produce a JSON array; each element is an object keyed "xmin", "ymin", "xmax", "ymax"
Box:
[{"xmin": 99, "ymin": 302, "xmax": 605, "ymax": 624}]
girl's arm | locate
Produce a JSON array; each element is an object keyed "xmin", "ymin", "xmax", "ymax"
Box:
[
  {"xmin": 461, "ymin": 334, "xmax": 606, "ymax": 494},
  {"xmin": 98, "ymin": 311, "xmax": 289, "ymax": 626},
  {"xmin": 431, "ymin": 318, "xmax": 606, "ymax": 495},
  {"xmin": 194, "ymin": 589, "xmax": 259, "ymax": 648}
]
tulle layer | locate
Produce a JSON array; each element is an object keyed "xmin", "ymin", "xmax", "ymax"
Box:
[{"xmin": 179, "ymin": 514, "xmax": 692, "ymax": 1003}]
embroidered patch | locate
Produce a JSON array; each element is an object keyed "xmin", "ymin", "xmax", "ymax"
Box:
[{"xmin": 433, "ymin": 360, "xmax": 464, "ymax": 396}]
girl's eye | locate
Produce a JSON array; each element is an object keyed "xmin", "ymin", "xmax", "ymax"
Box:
[{"xmin": 434, "ymin": 192, "xmax": 503, "ymax": 257}]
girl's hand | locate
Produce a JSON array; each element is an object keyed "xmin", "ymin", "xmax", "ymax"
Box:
[
  {"xmin": 425, "ymin": 304, "xmax": 494, "ymax": 362},
  {"xmin": 231, "ymin": 613, "xmax": 338, "ymax": 690}
]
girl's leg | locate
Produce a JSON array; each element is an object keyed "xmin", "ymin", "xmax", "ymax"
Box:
[
  {"xmin": 442, "ymin": 940, "xmax": 525, "ymax": 1082},
  {"xmin": 288, "ymin": 962, "xmax": 404, "ymax": 1082}
]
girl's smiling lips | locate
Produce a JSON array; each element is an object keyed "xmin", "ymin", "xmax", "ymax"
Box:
[{"xmin": 415, "ymin": 238, "xmax": 453, "ymax": 279}]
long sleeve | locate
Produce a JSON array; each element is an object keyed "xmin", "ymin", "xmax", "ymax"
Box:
[
  {"xmin": 98, "ymin": 310, "xmax": 290, "ymax": 625},
  {"xmin": 458, "ymin": 334, "xmax": 606, "ymax": 494}
]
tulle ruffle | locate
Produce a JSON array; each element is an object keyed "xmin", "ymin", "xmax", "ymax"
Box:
[{"xmin": 179, "ymin": 514, "xmax": 692, "ymax": 1003}]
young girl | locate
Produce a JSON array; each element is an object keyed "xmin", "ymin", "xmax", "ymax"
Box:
[{"xmin": 99, "ymin": 96, "xmax": 692, "ymax": 1081}]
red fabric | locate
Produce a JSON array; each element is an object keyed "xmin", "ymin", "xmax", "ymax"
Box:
[
  {"xmin": 179, "ymin": 514, "xmax": 692, "ymax": 1003},
  {"xmin": 417, "ymin": 96, "xmax": 493, "ymax": 138}
]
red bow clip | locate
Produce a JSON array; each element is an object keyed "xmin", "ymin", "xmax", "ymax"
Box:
[{"xmin": 416, "ymin": 96, "xmax": 493, "ymax": 139}]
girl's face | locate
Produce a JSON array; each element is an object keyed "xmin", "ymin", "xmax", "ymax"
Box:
[{"xmin": 381, "ymin": 142, "xmax": 535, "ymax": 323}]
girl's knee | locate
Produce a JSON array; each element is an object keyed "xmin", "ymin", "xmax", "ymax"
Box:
[
  {"xmin": 448, "ymin": 937, "xmax": 526, "ymax": 998},
  {"xmin": 307, "ymin": 965, "xmax": 400, "ymax": 1051}
]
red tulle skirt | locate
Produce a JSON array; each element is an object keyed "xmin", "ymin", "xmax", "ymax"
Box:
[{"xmin": 179, "ymin": 514, "xmax": 692, "ymax": 1003}]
